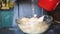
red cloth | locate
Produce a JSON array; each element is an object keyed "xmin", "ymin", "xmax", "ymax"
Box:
[{"xmin": 38, "ymin": 0, "xmax": 59, "ymax": 12}]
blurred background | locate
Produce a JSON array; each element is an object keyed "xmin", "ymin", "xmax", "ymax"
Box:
[{"xmin": 0, "ymin": 0, "xmax": 60, "ymax": 34}]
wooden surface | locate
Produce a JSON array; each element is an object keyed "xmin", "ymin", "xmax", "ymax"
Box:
[{"xmin": 47, "ymin": 4, "xmax": 60, "ymax": 21}]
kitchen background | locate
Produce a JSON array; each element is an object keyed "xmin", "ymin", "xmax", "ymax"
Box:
[
  {"xmin": 0, "ymin": 0, "xmax": 60, "ymax": 34},
  {"xmin": 0, "ymin": 0, "xmax": 47, "ymax": 34},
  {"xmin": 13, "ymin": 0, "xmax": 47, "ymax": 27}
]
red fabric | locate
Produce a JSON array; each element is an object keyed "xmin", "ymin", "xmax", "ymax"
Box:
[{"xmin": 38, "ymin": 0, "xmax": 59, "ymax": 12}]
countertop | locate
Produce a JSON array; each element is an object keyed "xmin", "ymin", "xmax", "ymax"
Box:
[{"xmin": 0, "ymin": 23, "xmax": 60, "ymax": 34}]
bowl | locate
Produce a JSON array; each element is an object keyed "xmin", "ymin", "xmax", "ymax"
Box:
[{"xmin": 16, "ymin": 15, "xmax": 53, "ymax": 34}]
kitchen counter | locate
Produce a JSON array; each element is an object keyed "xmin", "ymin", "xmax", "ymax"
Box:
[
  {"xmin": 0, "ymin": 25, "xmax": 24, "ymax": 34},
  {"xmin": 0, "ymin": 23, "xmax": 60, "ymax": 34}
]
